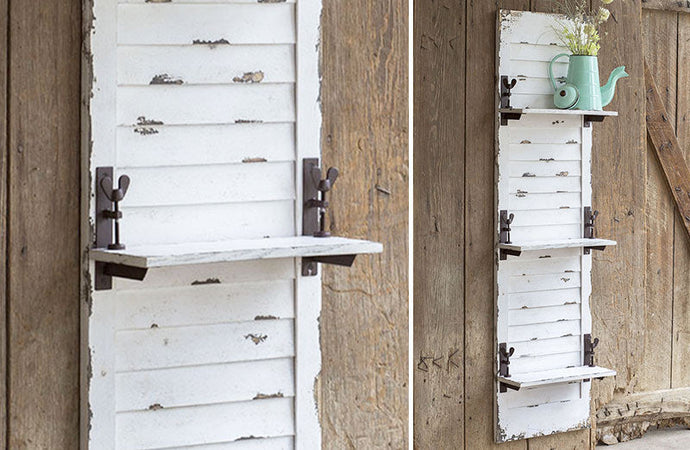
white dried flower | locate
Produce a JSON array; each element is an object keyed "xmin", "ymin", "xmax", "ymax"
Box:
[{"xmin": 598, "ymin": 7, "xmax": 610, "ymax": 22}]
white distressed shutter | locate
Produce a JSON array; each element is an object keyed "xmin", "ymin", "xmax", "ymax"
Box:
[
  {"xmin": 83, "ymin": 1, "xmax": 380, "ymax": 449},
  {"xmin": 495, "ymin": 10, "xmax": 616, "ymax": 442}
]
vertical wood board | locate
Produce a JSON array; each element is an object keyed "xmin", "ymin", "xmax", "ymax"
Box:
[
  {"xmin": 413, "ymin": 0, "xmax": 466, "ymax": 446},
  {"xmin": 8, "ymin": 0, "xmax": 81, "ymax": 448}
]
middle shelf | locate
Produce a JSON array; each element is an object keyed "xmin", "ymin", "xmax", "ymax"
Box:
[{"xmin": 499, "ymin": 238, "xmax": 617, "ymax": 253}]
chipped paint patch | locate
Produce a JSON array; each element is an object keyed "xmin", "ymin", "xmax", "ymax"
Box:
[
  {"xmin": 242, "ymin": 157, "xmax": 268, "ymax": 163},
  {"xmin": 258, "ymin": 0, "xmax": 287, "ymax": 3},
  {"xmin": 136, "ymin": 116, "xmax": 163, "ymax": 126},
  {"xmin": 233, "ymin": 71, "xmax": 265, "ymax": 83},
  {"xmin": 236, "ymin": 435, "xmax": 262, "ymax": 441},
  {"xmin": 236, "ymin": 119, "xmax": 263, "ymax": 124},
  {"xmin": 192, "ymin": 38, "xmax": 230, "ymax": 48},
  {"xmin": 253, "ymin": 392, "xmax": 284, "ymax": 400},
  {"xmin": 255, "ymin": 315, "xmax": 279, "ymax": 320},
  {"xmin": 148, "ymin": 403, "xmax": 163, "ymax": 411},
  {"xmin": 556, "ymin": 171, "xmax": 569, "ymax": 177},
  {"xmin": 244, "ymin": 333, "xmax": 268, "ymax": 345},
  {"xmin": 522, "ymin": 172, "xmax": 536, "ymax": 177},
  {"xmin": 133, "ymin": 127, "xmax": 159, "ymax": 136},
  {"xmin": 191, "ymin": 278, "xmax": 221, "ymax": 285},
  {"xmin": 150, "ymin": 74, "xmax": 183, "ymax": 85},
  {"xmin": 134, "ymin": 117, "xmax": 163, "ymax": 135}
]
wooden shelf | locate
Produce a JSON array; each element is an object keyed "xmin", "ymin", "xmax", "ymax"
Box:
[
  {"xmin": 499, "ymin": 108, "xmax": 618, "ymax": 117},
  {"xmin": 500, "ymin": 108, "xmax": 617, "ymax": 125},
  {"xmin": 91, "ymin": 236, "xmax": 383, "ymax": 268},
  {"xmin": 499, "ymin": 366, "xmax": 616, "ymax": 390},
  {"xmin": 499, "ymin": 238, "xmax": 617, "ymax": 253}
]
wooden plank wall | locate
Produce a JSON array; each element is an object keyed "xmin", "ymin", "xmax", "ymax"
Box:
[
  {"xmin": 2, "ymin": 0, "xmax": 82, "ymax": 448},
  {"xmin": 320, "ymin": 0, "xmax": 409, "ymax": 446},
  {"xmin": 414, "ymin": 0, "xmax": 648, "ymax": 448},
  {"xmin": 0, "ymin": 0, "xmax": 408, "ymax": 448}
]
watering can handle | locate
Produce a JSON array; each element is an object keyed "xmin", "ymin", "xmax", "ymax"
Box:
[{"xmin": 549, "ymin": 53, "xmax": 570, "ymax": 91}]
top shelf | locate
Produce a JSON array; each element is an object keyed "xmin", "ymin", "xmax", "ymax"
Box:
[
  {"xmin": 91, "ymin": 236, "xmax": 383, "ymax": 269},
  {"xmin": 499, "ymin": 108, "xmax": 618, "ymax": 117},
  {"xmin": 500, "ymin": 108, "xmax": 618, "ymax": 126}
]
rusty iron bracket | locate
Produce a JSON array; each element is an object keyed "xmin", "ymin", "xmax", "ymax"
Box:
[
  {"xmin": 499, "ymin": 343, "xmax": 518, "ymax": 392},
  {"xmin": 584, "ymin": 334, "xmax": 599, "ymax": 367},
  {"xmin": 583, "ymin": 206, "xmax": 605, "ymax": 255},
  {"xmin": 583, "ymin": 114, "xmax": 607, "ymax": 127},
  {"xmin": 583, "ymin": 333, "xmax": 601, "ymax": 382},
  {"xmin": 94, "ymin": 167, "xmax": 141, "ymax": 290},
  {"xmin": 499, "ymin": 210, "xmax": 520, "ymax": 260},
  {"xmin": 500, "ymin": 76, "xmax": 522, "ymax": 125},
  {"xmin": 302, "ymin": 254, "xmax": 357, "ymax": 276},
  {"xmin": 302, "ymin": 159, "xmax": 357, "ymax": 276}
]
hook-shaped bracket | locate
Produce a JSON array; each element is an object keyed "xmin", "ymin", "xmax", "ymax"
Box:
[
  {"xmin": 94, "ymin": 167, "xmax": 142, "ymax": 290},
  {"xmin": 99, "ymin": 172, "xmax": 131, "ymax": 251},
  {"xmin": 303, "ymin": 158, "xmax": 339, "ymax": 238},
  {"xmin": 499, "ymin": 343, "xmax": 518, "ymax": 392},
  {"xmin": 500, "ymin": 76, "xmax": 522, "ymax": 125},
  {"xmin": 302, "ymin": 158, "xmax": 354, "ymax": 276},
  {"xmin": 584, "ymin": 206, "xmax": 605, "ymax": 255},
  {"xmin": 584, "ymin": 334, "xmax": 600, "ymax": 367}
]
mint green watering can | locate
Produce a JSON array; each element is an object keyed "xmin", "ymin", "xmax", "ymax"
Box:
[{"xmin": 549, "ymin": 54, "xmax": 628, "ymax": 110}]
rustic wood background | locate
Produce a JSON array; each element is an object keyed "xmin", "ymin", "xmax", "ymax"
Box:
[
  {"xmin": 414, "ymin": 0, "xmax": 689, "ymax": 447},
  {"xmin": 0, "ymin": 0, "xmax": 408, "ymax": 447}
]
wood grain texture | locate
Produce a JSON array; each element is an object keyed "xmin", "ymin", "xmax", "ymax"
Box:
[
  {"xmin": 413, "ymin": 0, "xmax": 465, "ymax": 446},
  {"xmin": 320, "ymin": 0, "xmax": 408, "ymax": 447},
  {"xmin": 597, "ymin": 387, "xmax": 690, "ymax": 427},
  {"xmin": 590, "ymin": 0, "xmax": 646, "ymax": 409},
  {"xmin": 0, "ymin": 0, "xmax": 7, "ymax": 445},
  {"xmin": 645, "ymin": 63, "xmax": 690, "ymax": 243},
  {"xmin": 642, "ymin": 0, "xmax": 690, "ymax": 13},
  {"xmin": 464, "ymin": 0, "xmax": 530, "ymax": 445},
  {"xmin": 672, "ymin": 12, "xmax": 690, "ymax": 389},
  {"xmin": 645, "ymin": 65, "xmax": 690, "ymax": 237},
  {"xmin": 640, "ymin": 9, "xmax": 676, "ymax": 392},
  {"xmin": 7, "ymin": 0, "xmax": 81, "ymax": 448}
]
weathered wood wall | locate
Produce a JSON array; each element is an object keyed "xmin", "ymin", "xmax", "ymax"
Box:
[
  {"xmin": 2, "ymin": 0, "xmax": 82, "ymax": 448},
  {"xmin": 0, "ymin": 0, "xmax": 408, "ymax": 448},
  {"xmin": 414, "ymin": 0, "xmax": 690, "ymax": 447},
  {"xmin": 321, "ymin": 0, "xmax": 409, "ymax": 446}
]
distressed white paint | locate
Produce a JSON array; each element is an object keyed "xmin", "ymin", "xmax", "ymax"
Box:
[
  {"xmin": 499, "ymin": 238, "xmax": 616, "ymax": 252},
  {"xmin": 91, "ymin": 236, "xmax": 383, "ymax": 268},
  {"xmin": 499, "ymin": 366, "xmax": 618, "ymax": 389},
  {"xmin": 495, "ymin": 10, "xmax": 616, "ymax": 443},
  {"xmin": 83, "ymin": 0, "xmax": 379, "ymax": 449}
]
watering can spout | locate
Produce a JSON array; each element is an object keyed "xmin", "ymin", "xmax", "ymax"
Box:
[{"xmin": 601, "ymin": 66, "xmax": 629, "ymax": 107}]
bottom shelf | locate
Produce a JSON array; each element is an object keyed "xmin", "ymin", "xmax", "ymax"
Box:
[{"xmin": 499, "ymin": 366, "xmax": 616, "ymax": 390}]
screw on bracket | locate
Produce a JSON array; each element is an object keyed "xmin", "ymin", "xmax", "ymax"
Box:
[
  {"xmin": 584, "ymin": 334, "xmax": 599, "ymax": 368},
  {"xmin": 584, "ymin": 207, "xmax": 599, "ymax": 239},
  {"xmin": 584, "ymin": 207, "xmax": 600, "ymax": 255},
  {"xmin": 501, "ymin": 76, "xmax": 517, "ymax": 109},
  {"xmin": 500, "ymin": 210, "xmax": 515, "ymax": 244},
  {"xmin": 100, "ymin": 173, "xmax": 131, "ymax": 250},
  {"xmin": 499, "ymin": 343, "xmax": 517, "ymax": 392},
  {"xmin": 500, "ymin": 76, "xmax": 522, "ymax": 125},
  {"xmin": 307, "ymin": 165, "xmax": 339, "ymax": 238}
]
